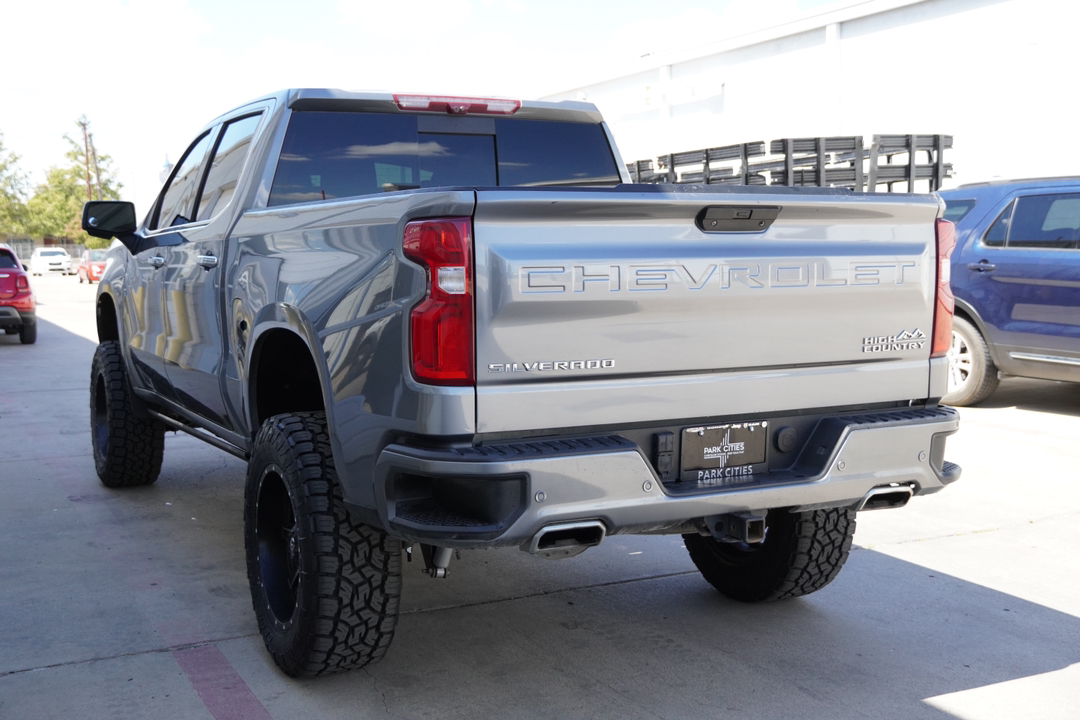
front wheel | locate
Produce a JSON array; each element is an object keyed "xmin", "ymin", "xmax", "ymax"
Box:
[
  {"xmin": 244, "ymin": 412, "xmax": 402, "ymax": 677},
  {"xmin": 943, "ymin": 316, "xmax": 999, "ymax": 406},
  {"xmin": 89, "ymin": 341, "xmax": 165, "ymax": 486},
  {"xmin": 684, "ymin": 508, "xmax": 856, "ymax": 602}
]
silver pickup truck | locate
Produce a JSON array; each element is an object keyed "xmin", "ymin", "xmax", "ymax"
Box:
[{"xmin": 82, "ymin": 89, "xmax": 960, "ymax": 677}]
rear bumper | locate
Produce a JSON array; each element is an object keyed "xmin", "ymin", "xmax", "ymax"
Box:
[
  {"xmin": 0, "ymin": 306, "xmax": 34, "ymax": 327},
  {"xmin": 368, "ymin": 407, "xmax": 961, "ymax": 549}
]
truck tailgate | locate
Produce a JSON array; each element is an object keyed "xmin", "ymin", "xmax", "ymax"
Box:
[{"xmin": 472, "ymin": 187, "xmax": 942, "ymax": 434}]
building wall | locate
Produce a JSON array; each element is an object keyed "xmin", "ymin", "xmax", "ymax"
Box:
[{"xmin": 542, "ymin": 0, "xmax": 1079, "ymax": 188}]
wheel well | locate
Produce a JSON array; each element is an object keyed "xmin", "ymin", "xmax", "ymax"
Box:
[
  {"xmin": 251, "ymin": 329, "xmax": 325, "ymax": 431},
  {"xmin": 96, "ymin": 295, "xmax": 120, "ymax": 343}
]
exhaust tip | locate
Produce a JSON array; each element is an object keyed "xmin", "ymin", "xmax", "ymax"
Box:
[
  {"xmin": 857, "ymin": 484, "xmax": 915, "ymax": 511},
  {"xmin": 527, "ymin": 521, "xmax": 606, "ymax": 559}
]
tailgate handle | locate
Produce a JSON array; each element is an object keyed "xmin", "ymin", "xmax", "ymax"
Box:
[{"xmin": 697, "ymin": 205, "xmax": 781, "ymax": 233}]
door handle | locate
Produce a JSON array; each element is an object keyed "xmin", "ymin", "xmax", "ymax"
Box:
[
  {"xmin": 197, "ymin": 254, "xmax": 219, "ymax": 269},
  {"xmin": 148, "ymin": 255, "xmax": 165, "ymax": 269},
  {"xmin": 967, "ymin": 261, "xmax": 996, "ymax": 273}
]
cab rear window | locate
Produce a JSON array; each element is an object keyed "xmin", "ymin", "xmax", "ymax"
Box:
[{"xmin": 268, "ymin": 111, "xmax": 621, "ymax": 206}]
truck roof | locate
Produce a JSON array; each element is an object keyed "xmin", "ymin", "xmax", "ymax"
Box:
[{"xmin": 218, "ymin": 88, "xmax": 605, "ymax": 126}]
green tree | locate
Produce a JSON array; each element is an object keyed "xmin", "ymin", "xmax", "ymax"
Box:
[
  {"xmin": 25, "ymin": 117, "xmax": 123, "ymax": 247},
  {"xmin": 0, "ymin": 130, "xmax": 29, "ymax": 235}
]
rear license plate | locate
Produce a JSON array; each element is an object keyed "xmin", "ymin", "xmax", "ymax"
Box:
[{"xmin": 681, "ymin": 421, "xmax": 768, "ymax": 484}]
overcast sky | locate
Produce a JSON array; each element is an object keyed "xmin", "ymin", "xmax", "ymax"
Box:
[{"xmin": 1, "ymin": 0, "xmax": 842, "ymax": 214}]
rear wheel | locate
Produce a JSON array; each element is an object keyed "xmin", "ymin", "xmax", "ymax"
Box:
[
  {"xmin": 89, "ymin": 341, "xmax": 165, "ymax": 487},
  {"xmin": 943, "ymin": 316, "xmax": 999, "ymax": 406},
  {"xmin": 19, "ymin": 322, "xmax": 37, "ymax": 345},
  {"xmin": 245, "ymin": 412, "xmax": 402, "ymax": 677},
  {"xmin": 684, "ymin": 508, "xmax": 856, "ymax": 602}
]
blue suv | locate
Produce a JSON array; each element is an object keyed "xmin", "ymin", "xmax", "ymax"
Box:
[{"xmin": 939, "ymin": 178, "xmax": 1080, "ymax": 405}]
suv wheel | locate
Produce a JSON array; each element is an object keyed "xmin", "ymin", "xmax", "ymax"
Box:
[
  {"xmin": 90, "ymin": 341, "xmax": 165, "ymax": 486},
  {"xmin": 684, "ymin": 508, "xmax": 855, "ymax": 602},
  {"xmin": 245, "ymin": 412, "xmax": 402, "ymax": 676},
  {"xmin": 18, "ymin": 322, "xmax": 36, "ymax": 345},
  {"xmin": 943, "ymin": 316, "xmax": 999, "ymax": 406}
]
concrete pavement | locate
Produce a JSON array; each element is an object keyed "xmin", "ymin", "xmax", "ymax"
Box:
[{"xmin": 1, "ymin": 274, "xmax": 1078, "ymax": 719}]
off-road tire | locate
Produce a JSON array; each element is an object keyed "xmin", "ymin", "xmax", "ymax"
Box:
[
  {"xmin": 244, "ymin": 412, "xmax": 402, "ymax": 677},
  {"xmin": 684, "ymin": 507, "xmax": 856, "ymax": 602},
  {"xmin": 19, "ymin": 322, "xmax": 36, "ymax": 345},
  {"xmin": 943, "ymin": 316, "xmax": 999, "ymax": 406},
  {"xmin": 89, "ymin": 341, "xmax": 165, "ymax": 487}
]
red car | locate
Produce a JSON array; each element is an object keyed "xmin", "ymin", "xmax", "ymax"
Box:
[
  {"xmin": 77, "ymin": 248, "xmax": 108, "ymax": 284},
  {"xmin": 0, "ymin": 243, "xmax": 36, "ymax": 344}
]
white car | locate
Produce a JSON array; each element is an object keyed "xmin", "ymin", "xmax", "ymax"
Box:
[{"xmin": 29, "ymin": 247, "xmax": 73, "ymax": 275}]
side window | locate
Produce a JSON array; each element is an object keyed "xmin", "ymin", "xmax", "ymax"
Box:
[
  {"xmin": 983, "ymin": 201, "xmax": 1012, "ymax": 247},
  {"xmin": 1007, "ymin": 193, "xmax": 1080, "ymax": 249},
  {"xmin": 152, "ymin": 131, "xmax": 213, "ymax": 230},
  {"xmin": 197, "ymin": 114, "xmax": 263, "ymax": 221}
]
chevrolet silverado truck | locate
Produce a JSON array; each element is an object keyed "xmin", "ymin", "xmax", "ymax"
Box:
[{"xmin": 82, "ymin": 89, "xmax": 961, "ymax": 677}]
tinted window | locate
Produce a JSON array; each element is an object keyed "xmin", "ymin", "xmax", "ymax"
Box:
[
  {"xmin": 1007, "ymin": 193, "xmax": 1080, "ymax": 249},
  {"xmin": 197, "ymin": 114, "xmax": 262, "ymax": 221},
  {"xmin": 495, "ymin": 119, "xmax": 620, "ymax": 187},
  {"xmin": 268, "ymin": 111, "xmax": 618, "ymax": 206},
  {"xmin": 270, "ymin": 112, "xmax": 499, "ymax": 205},
  {"xmin": 154, "ymin": 131, "xmax": 213, "ymax": 230},
  {"xmin": 0, "ymin": 251, "xmax": 17, "ymax": 269},
  {"xmin": 983, "ymin": 201, "xmax": 1012, "ymax": 247},
  {"xmin": 943, "ymin": 198, "xmax": 976, "ymax": 224}
]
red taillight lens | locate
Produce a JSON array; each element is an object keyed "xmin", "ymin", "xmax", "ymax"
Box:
[
  {"xmin": 931, "ymin": 218, "xmax": 956, "ymax": 358},
  {"xmin": 16, "ymin": 275, "xmax": 29, "ymax": 291},
  {"xmin": 393, "ymin": 94, "xmax": 521, "ymax": 116},
  {"xmin": 403, "ymin": 217, "xmax": 474, "ymax": 386}
]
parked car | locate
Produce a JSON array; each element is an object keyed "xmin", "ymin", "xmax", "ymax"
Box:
[
  {"xmin": 77, "ymin": 249, "xmax": 108, "ymax": 284},
  {"xmin": 0, "ymin": 243, "xmax": 37, "ymax": 344},
  {"xmin": 939, "ymin": 177, "xmax": 1080, "ymax": 404},
  {"xmin": 29, "ymin": 247, "xmax": 73, "ymax": 275}
]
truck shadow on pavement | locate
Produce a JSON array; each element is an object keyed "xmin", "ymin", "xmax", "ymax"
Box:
[
  {"xmin": 969, "ymin": 376, "xmax": 1080, "ymax": 417},
  {"xmin": 3, "ymin": 318, "xmax": 1078, "ymax": 720}
]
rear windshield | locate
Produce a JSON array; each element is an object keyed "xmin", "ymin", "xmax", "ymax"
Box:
[
  {"xmin": 943, "ymin": 198, "xmax": 976, "ymax": 224},
  {"xmin": 0, "ymin": 251, "xmax": 17, "ymax": 269},
  {"xmin": 268, "ymin": 111, "xmax": 621, "ymax": 206}
]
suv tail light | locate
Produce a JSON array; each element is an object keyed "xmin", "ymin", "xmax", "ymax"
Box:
[
  {"xmin": 403, "ymin": 218, "xmax": 474, "ymax": 386},
  {"xmin": 393, "ymin": 94, "xmax": 521, "ymax": 116},
  {"xmin": 931, "ymin": 218, "xmax": 956, "ymax": 358},
  {"xmin": 16, "ymin": 274, "xmax": 29, "ymax": 291}
]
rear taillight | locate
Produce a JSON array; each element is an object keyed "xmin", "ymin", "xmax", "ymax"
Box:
[
  {"xmin": 16, "ymin": 275, "xmax": 29, "ymax": 291},
  {"xmin": 403, "ymin": 217, "xmax": 474, "ymax": 386},
  {"xmin": 393, "ymin": 94, "xmax": 521, "ymax": 116},
  {"xmin": 931, "ymin": 218, "xmax": 956, "ymax": 358}
]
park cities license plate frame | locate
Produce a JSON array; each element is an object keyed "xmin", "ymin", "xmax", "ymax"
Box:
[{"xmin": 680, "ymin": 421, "xmax": 768, "ymax": 485}]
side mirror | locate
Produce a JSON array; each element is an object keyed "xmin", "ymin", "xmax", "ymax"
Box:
[{"xmin": 83, "ymin": 201, "xmax": 137, "ymax": 239}]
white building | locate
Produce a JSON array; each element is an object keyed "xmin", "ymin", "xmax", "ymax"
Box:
[{"xmin": 541, "ymin": 0, "xmax": 1079, "ymax": 188}]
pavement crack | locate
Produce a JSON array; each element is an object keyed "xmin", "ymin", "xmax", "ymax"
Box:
[
  {"xmin": 0, "ymin": 633, "xmax": 260, "ymax": 679},
  {"xmin": 361, "ymin": 668, "xmax": 405, "ymax": 719},
  {"xmin": 401, "ymin": 570, "xmax": 698, "ymax": 616}
]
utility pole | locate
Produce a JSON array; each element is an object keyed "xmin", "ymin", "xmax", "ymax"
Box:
[
  {"xmin": 78, "ymin": 117, "xmax": 92, "ymax": 202},
  {"xmin": 89, "ymin": 132, "xmax": 103, "ymax": 201}
]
